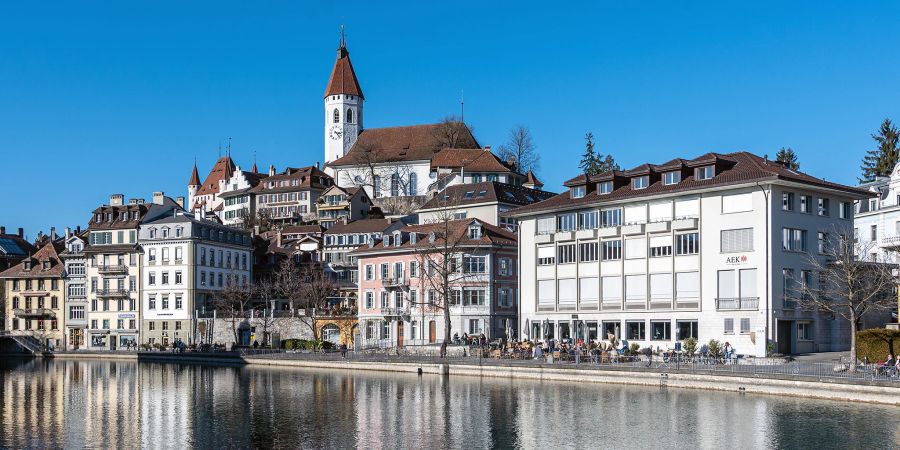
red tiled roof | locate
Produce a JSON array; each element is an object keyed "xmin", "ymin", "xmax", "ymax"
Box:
[
  {"xmin": 524, "ymin": 169, "xmax": 543, "ymax": 187},
  {"xmin": 249, "ymin": 166, "xmax": 333, "ymax": 194},
  {"xmin": 281, "ymin": 225, "xmax": 324, "ymax": 235},
  {"xmin": 327, "ymin": 123, "xmax": 479, "ymax": 167},
  {"xmin": 324, "ymin": 45, "xmax": 363, "ymax": 99},
  {"xmin": 196, "ymin": 156, "xmax": 236, "ymax": 197},
  {"xmin": 510, "ymin": 151, "xmax": 874, "ymax": 217},
  {"xmin": 324, "ymin": 218, "xmax": 397, "ymax": 235},
  {"xmin": 419, "ymin": 181, "xmax": 555, "ymax": 210},
  {"xmin": 188, "ymin": 162, "xmax": 200, "ymax": 186},
  {"xmin": 351, "ymin": 219, "xmax": 516, "ymax": 255},
  {"xmin": 0, "ymin": 242, "xmax": 65, "ymax": 279},
  {"xmin": 430, "ymin": 148, "xmax": 514, "ymax": 172}
]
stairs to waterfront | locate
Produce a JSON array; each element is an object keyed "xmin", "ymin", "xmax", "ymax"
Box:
[{"xmin": 0, "ymin": 331, "xmax": 44, "ymax": 354}]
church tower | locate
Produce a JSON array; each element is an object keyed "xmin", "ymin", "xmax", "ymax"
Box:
[
  {"xmin": 323, "ymin": 27, "xmax": 364, "ymax": 173},
  {"xmin": 187, "ymin": 160, "xmax": 200, "ymax": 210}
]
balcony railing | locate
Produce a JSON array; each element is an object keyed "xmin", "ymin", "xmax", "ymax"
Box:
[
  {"xmin": 13, "ymin": 308, "xmax": 56, "ymax": 319},
  {"xmin": 381, "ymin": 277, "xmax": 409, "ymax": 288},
  {"xmin": 879, "ymin": 236, "xmax": 900, "ymax": 248},
  {"xmin": 379, "ymin": 307, "xmax": 407, "ymax": 317},
  {"xmin": 97, "ymin": 264, "xmax": 127, "ymax": 274},
  {"xmin": 96, "ymin": 289, "xmax": 130, "ymax": 298},
  {"xmin": 715, "ymin": 297, "xmax": 760, "ymax": 310}
]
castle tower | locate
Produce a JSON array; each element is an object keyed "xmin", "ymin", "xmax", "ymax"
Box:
[
  {"xmin": 187, "ymin": 160, "xmax": 200, "ymax": 210},
  {"xmin": 323, "ymin": 28, "xmax": 364, "ymax": 173}
]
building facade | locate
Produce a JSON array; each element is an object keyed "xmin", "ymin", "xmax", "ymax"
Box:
[
  {"xmin": 250, "ymin": 165, "xmax": 333, "ymax": 225},
  {"xmin": 60, "ymin": 229, "xmax": 87, "ymax": 349},
  {"xmin": 417, "ymin": 181, "xmax": 555, "ymax": 231},
  {"xmin": 0, "ymin": 242, "xmax": 67, "ymax": 349},
  {"xmin": 316, "ymin": 185, "xmax": 372, "ymax": 229},
  {"xmin": 217, "ymin": 164, "xmax": 268, "ymax": 228},
  {"xmin": 0, "ymin": 227, "xmax": 36, "ymax": 331},
  {"xmin": 353, "ymin": 219, "xmax": 518, "ymax": 348},
  {"xmin": 509, "ymin": 152, "xmax": 870, "ymax": 356},
  {"xmin": 139, "ymin": 211, "xmax": 252, "ymax": 346}
]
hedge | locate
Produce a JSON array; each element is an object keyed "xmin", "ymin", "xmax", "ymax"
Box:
[
  {"xmin": 856, "ymin": 328, "xmax": 900, "ymax": 362},
  {"xmin": 281, "ymin": 339, "xmax": 335, "ymax": 351}
]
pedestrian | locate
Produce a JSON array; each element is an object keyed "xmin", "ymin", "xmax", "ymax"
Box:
[{"xmin": 340, "ymin": 343, "xmax": 348, "ymax": 358}]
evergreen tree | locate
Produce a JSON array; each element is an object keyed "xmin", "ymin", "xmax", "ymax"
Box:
[
  {"xmin": 860, "ymin": 118, "xmax": 900, "ymax": 181},
  {"xmin": 597, "ymin": 154, "xmax": 620, "ymax": 172},
  {"xmin": 775, "ymin": 147, "xmax": 799, "ymax": 170},
  {"xmin": 579, "ymin": 132, "xmax": 597, "ymax": 175}
]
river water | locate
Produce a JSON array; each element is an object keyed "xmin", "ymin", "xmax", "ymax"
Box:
[{"xmin": 0, "ymin": 358, "xmax": 896, "ymax": 449}]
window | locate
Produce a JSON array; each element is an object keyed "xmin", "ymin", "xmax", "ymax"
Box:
[
  {"xmin": 365, "ymin": 292, "xmax": 374, "ymax": 309},
  {"xmin": 557, "ymin": 244, "xmax": 576, "ymax": 264},
  {"xmin": 625, "ymin": 238, "xmax": 646, "ymax": 259},
  {"xmin": 148, "ymin": 248, "xmax": 156, "ymax": 262},
  {"xmin": 162, "ymin": 296, "xmax": 169, "ymax": 309},
  {"xmin": 649, "ymin": 236, "xmax": 672, "ymax": 257},
  {"xmin": 537, "ymin": 279, "xmax": 556, "ymax": 308},
  {"xmin": 782, "ymin": 192, "xmax": 794, "ymax": 211},
  {"xmin": 409, "ymin": 262, "xmax": 418, "ymax": 278},
  {"xmin": 380, "ymin": 263, "xmax": 389, "ymax": 279},
  {"xmin": 797, "ymin": 321, "xmax": 813, "ymax": 340},
  {"xmin": 175, "ymin": 271, "xmax": 182, "ymax": 284},
  {"xmin": 649, "ymin": 273, "xmax": 672, "ymax": 301},
  {"xmin": 676, "ymin": 320, "xmax": 698, "ymax": 340},
  {"xmin": 463, "ymin": 290, "xmax": 485, "ymax": 306},
  {"xmin": 870, "ymin": 224, "xmax": 877, "ymax": 241},
  {"xmin": 536, "ymin": 217, "xmax": 556, "ymax": 234},
  {"xmin": 663, "ymin": 171, "xmax": 680, "ymax": 185},
  {"xmin": 70, "ymin": 306, "xmax": 84, "ymax": 320},
  {"xmin": 650, "ymin": 321, "xmax": 671, "ymax": 340},
  {"xmin": 632, "ymin": 176, "xmax": 649, "ymax": 189},
  {"xmin": 175, "ymin": 295, "xmax": 183, "ymax": 309},
  {"xmin": 722, "ymin": 192, "xmax": 753, "ymax": 213},
  {"xmin": 571, "ymin": 186, "xmax": 586, "ymax": 198},
  {"xmin": 782, "ymin": 228, "xmax": 807, "ymax": 251},
  {"xmin": 408, "ymin": 172, "xmax": 418, "ymax": 196},
  {"xmin": 839, "ymin": 201, "xmax": 852, "ymax": 219},
  {"xmin": 162, "ymin": 321, "xmax": 169, "ymax": 331},
  {"xmin": 578, "ymin": 211, "xmax": 599, "ymax": 229},
  {"xmin": 721, "ymin": 228, "xmax": 753, "ymax": 252},
  {"xmin": 373, "ymin": 175, "xmax": 381, "ymax": 198},
  {"xmin": 365, "ymin": 265, "xmax": 374, "ymax": 280},
  {"xmin": 625, "ymin": 274, "xmax": 647, "ymax": 302},
  {"xmin": 332, "ymin": 108, "xmax": 339, "ymax": 123},
  {"xmin": 557, "ymin": 213, "xmax": 576, "ymax": 232},
  {"xmin": 498, "ymin": 288, "xmax": 513, "ymax": 307},
  {"xmin": 675, "ymin": 233, "xmax": 699, "ymax": 255},
  {"xmin": 600, "ymin": 209, "xmax": 622, "ymax": 227},
  {"xmin": 579, "ymin": 242, "xmax": 599, "ymax": 262},
  {"xmin": 390, "ymin": 173, "xmax": 400, "ymax": 196},
  {"xmin": 800, "ymin": 195, "xmax": 810, "ymax": 213},
  {"xmin": 537, "ymin": 246, "xmax": 555, "ymax": 265},
  {"xmin": 724, "ymin": 318, "xmax": 734, "ymax": 334},
  {"xmin": 601, "ymin": 240, "xmax": 622, "ymax": 260},
  {"xmin": 627, "ymin": 321, "xmax": 645, "ymax": 340},
  {"xmin": 467, "ymin": 224, "xmax": 482, "ymax": 239},
  {"xmin": 598, "ymin": 181, "xmax": 613, "ymax": 194},
  {"xmin": 695, "ymin": 166, "xmax": 714, "ymax": 180},
  {"xmin": 498, "ymin": 258, "xmax": 511, "ymax": 276},
  {"xmin": 817, "ymin": 198, "xmax": 830, "ymax": 216},
  {"xmin": 148, "ymin": 272, "xmax": 156, "ymax": 285},
  {"xmin": 817, "ymin": 232, "xmax": 829, "ymax": 254},
  {"xmin": 675, "ymin": 271, "xmax": 700, "ymax": 300},
  {"xmin": 740, "ymin": 318, "xmax": 751, "ymax": 334},
  {"xmin": 463, "ymin": 256, "xmax": 486, "ymax": 273},
  {"xmin": 162, "ymin": 272, "xmax": 169, "ymax": 285}
]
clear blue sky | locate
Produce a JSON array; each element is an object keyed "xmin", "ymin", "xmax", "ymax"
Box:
[{"xmin": 2, "ymin": 1, "xmax": 899, "ymax": 238}]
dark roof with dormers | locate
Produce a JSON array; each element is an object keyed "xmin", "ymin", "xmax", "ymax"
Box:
[
  {"xmin": 249, "ymin": 166, "xmax": 333, "ymax": 194},
  {"xmin": 350, "ymin": 219, "xmax": 516, "ymax": 255},
  {"xmin": 327, "ymin": 123, "xmax": 479, "ymax": 167},
  {"xmin": 418, "ymin": 181, "xmax": 555, "ymax": 211},
  {"xmin": 324, "ymin": 218, "xmax": 398, "ymax": 235},
  {"xmin": 324, "ymin": 43, "xmax": 364, "ymax": 99},
  {"xmin": 430, "ymin": 148, "xmax": 515, "ymax": 173},
  {"xmin": 0, "ymin": 242, "xmax": 65, "ymax": 279},
  {"xmin": 87, "ymin": 204, "xmax": 151, "ymax": 230},
  {"xmin": 509, "ymin": 151, "xmax": 873, "ymax": 218}
]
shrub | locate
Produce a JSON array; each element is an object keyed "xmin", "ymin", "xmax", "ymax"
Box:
[
  {"xmin": 682, "ymin": 337, "xmax": 697, "ymax": 356},
  {"xmin": 707, "ymin": 339, "xmax": 722, "ymax": 358},
  {"xmin": 629, "ymin": 343, "xmax": 640, "ymax": 355},
  {"xmin": 856, "ymin": 328, "xmax": 900, "ymax": 362}
]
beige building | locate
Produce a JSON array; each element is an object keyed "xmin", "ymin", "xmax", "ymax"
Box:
[
  {"xmin": 251, "ymin": 165, "xmax": 334, "ymax": 225},
  {"xmin": 0, "ymin": 241, "xmax": 67, "ymax": 350},
  {"xmin": 317, "ymin": 185, "xmax": 372, "ymax": 229}
]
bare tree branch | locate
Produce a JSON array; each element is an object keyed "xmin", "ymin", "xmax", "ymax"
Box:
[{"xmin": 497, "ymin": 125, "xmax": 540, "ymax": 174}]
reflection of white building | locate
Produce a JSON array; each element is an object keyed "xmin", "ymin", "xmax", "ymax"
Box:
[{"xmin": 510, "ymin": 152, "xmax": 870, "ymax": 355}]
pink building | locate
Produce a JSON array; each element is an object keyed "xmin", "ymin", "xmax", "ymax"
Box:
[{"xmin": 352, "ymin": 219, "xmax": 517, "ymax": 348}]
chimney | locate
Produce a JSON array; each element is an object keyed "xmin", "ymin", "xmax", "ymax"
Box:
[
  {"xmin": 110, "ymin": 194, "xmax": 124, "ymax": 206},
  {"xmin": 176, "ymin": 196, "xmax": 185, "ymax": 209},
  {"xmin": 316, "ymin": 161, "xmax": 320, "ymax": 169},
  {"xmin": 50, "ymin": 227, "xmax": 57, "ymax": 240},
  {"xmin": 152, "ymin": 191, "xmax": 164, "ymax": 205},
  {"xmin": 65, "ymin": 227, "xmax": 72, "ymax": 239},
  {"xmin": 484, "ymin": 145, "xmax": 491, "ymax": 152},
  {"xmin": 128, "ymin": 198, "xmax": 138, "ymax": 205},
  {"xmin": 269, "ymin": 165, "xmax": 275, "ymax": 176},
  {"xmin": 76, "ymin": 226, "xmax": 81, "ymax": 235},
  {"xmin": 18, "ymin": 228, "xmax": 24, "ymax": 238},
  {"xmin": 0, "ymin": 226, "xmax": 5, "ymax": 235},
  {"xmin": 276, "ymin": 230, "xmax": 282, "ymax": 247}
]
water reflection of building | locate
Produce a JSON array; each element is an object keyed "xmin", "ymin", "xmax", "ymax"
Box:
[
  {"xmin": 139, "ymin": 363, "xmax": 192, "ymax": 448},
  {"xmin": 0, "ymin": 359, "xmax": 66, "ymax": 448},
  {"xmin": 81, "ymin": 360, "xmax": 142, "ymax": 447}
]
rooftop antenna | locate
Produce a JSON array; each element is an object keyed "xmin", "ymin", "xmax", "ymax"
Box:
[
  {"xmin": 218, "ymin": 141, "xmax": 222, "ymax": 158},
  {"xmin": 340, "ymin": 21, "xmax": 346, "ymax": 48},
  {"xmin": 460, "ymin": 89, "xmax": 465, "ymax": 123},
  {"xmin": 227, "ymin": 137, "xmax": 232, "ymax": 158}
]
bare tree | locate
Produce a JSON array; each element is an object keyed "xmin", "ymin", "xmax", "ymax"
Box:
[
  {"xmin": 274, "ymin": 258, "xmax": 337, "ymax": 341},
  {"xmin": 338, "ymin": 141, "xmax": 420, "ymax": 215},
  {"xmin": 790, "ymin": 234, "xmax": 897, "ymax": 371},
  {"xmin": 239, "ymin": 207, "xmax": 275, "ymax": 234},
  {"xmin": 497, "ymin": 125, "xmax": 540, "ymax": 174},
  {"xmin": 430, "ymin": 115, "xmax": 477, "ymax": 151},
  {"xmin": 213, "ymin": 279, "xmax": 253, "ymax": 348},
  {"xmin": 253, "ymin": 277, "xmax": 279, "ymax": 346}
]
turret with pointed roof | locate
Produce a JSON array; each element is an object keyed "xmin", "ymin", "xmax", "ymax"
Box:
[
  {"xmin": 324, "ymin": 28, "xmax": 364, "ymax": 99},
  {"xmin": 324, "ymin": 27, "xmax": 364, "ymax": 171},
  {"xmin": 188, "ymin": 161, "xmax": 201, "ymax": 186},
  {"xmin": 523, "ymin": 169, "xmax": 543, "ymax": 190}
]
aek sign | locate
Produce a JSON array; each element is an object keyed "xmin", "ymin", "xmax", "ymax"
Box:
[{"xmin": 725, "ymin": 255, "xmax": 749, "ymax": 265}]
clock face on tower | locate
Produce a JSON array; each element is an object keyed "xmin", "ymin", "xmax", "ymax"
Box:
[{"xmin": 329, "ymin": 125, "xmax": 343, "ymax": 140}]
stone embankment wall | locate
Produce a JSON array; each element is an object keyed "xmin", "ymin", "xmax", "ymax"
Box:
[{"xmin": 200, "ymin": 317, "xmax": 314, "ymax": 346}]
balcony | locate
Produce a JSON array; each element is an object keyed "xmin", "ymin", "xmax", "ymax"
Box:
[
  {"xmin": 381, "ymin": 276, "xmax": 409, "ymax": 288},
  {"xmin": 645, "ymin": 220, "xmax": 670, "ymax": 233},
  {"xmin": 97, "ymin": 264, "xmax": 127, "ymax": 274},
  {"xmin": 379, "ymin": 307, "xmax": 407, "ymax": 318},
  {"xmin": 879, "ymin": 236, "xmax": 900, "ymax": 249},
  {"xmin": 672, "ymin": 217, "xmax": 699, "ymax": 230},
  {"xmin": 14, "ymin": 308, "xmax": 56, "ymax": 319},
  {"xmin": 715, "ymin": 297, "xmax": 759, "ymax": 310},
  {"xmin": 598, "ymin": 226, "xmax": 620, "ymax": 238},
  {"xmin": 96, "ymin": 289, "xmax": 130, "ymax": 298},
  {"xmin": 621, "ymin": 223, "xmax": 644, "ymax": 235}
]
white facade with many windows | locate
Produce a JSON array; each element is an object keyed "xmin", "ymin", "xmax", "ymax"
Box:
[{"xmin": 511, "ymin": 152, "xmax": 869, "ymax": 356}]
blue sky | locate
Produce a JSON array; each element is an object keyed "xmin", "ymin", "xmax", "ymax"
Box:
[{"xmin": 2, "ymin": 1, "xmax": 899, "ymax": 238}]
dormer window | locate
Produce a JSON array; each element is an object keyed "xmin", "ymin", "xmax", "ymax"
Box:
[
  {"xmin": 23, "ymin": 260, "xmax": 31, "ymax": 271},
  {"xmin": 162, "ymin": 228, "xmax": 169, "ymax": 238},
  {"xmin": 571, "ymin": 186, "xmax": 586, "ymax": 199},
  {"xmin": 149, "ymin": 228, "xmax": 156, "ymax": 239},
  {"xmin": 663, "ymin": 171, "xmax": 681, "ymax": 185},
  {"xmin": 598, "ymin": 181, "xmax": 614, "ymax": 195},
  {"xmin": 632, "ymin": 176, "xmax": 649, "ymax": 190},
  {"xmin": 410, "ymin": 233, "xmax": 417, "ymax": 245},
  {"xmin": 467, "ymin": 223, "xmax": 482, "ymax": 239},
  {"xmin": 696, "ymin": 166, "xmax": 714, "ymax": 180},
  {"xmin": 394, "ymin": 233, "xmax": 403, "ymax": 247},
  {"xmin": 464, "ymin": 191, "xmax": 475, "ymax": 199},
  {"xmin": 384, "ymin": 236, "xmax": 391, "ymax": 247},
  {"xmin": 175, "ymin": 227, "xmax": 183, "ymax": 238},
  {"xmin": 42, "ymin": 261, "xmax": 50, "ymax": 270}
]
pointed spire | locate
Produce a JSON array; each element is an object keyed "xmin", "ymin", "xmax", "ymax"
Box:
[
  {"xmin": 324, "ymin": 25, "xmax": 363, "ymax": 99},
  {"xmin": 252, "ymin": 150, "xmax": 258, "ymax": 173},
  {"xmin": 189, "ymin": 159, "xmax": 200, "ymax": 186},
  {"xmin": 523, "ymin": 169, "xmax": 543, "ymax": 190}
]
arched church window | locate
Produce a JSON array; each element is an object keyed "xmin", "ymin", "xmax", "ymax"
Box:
[
  {"xmin": 333, "ymin": 108, "xmax": 340, "ymax": 124},
  {"xmin": 409, "ymin": 173, "xmax": 417, "ymax": 196},
  {"xmin": 346, "ymin": 108, "xmax": 353, "ymax": 124}
]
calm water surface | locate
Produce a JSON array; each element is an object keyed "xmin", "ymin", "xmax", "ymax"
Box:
[{"xmin": 0, "ymin": 358, "xmax": 896, "ymax": 449}]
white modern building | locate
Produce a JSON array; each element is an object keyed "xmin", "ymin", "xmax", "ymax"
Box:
[
  {"xmin": 509, "ymin": 152, "xmax": 870, "ymax": 356},
  {"xmin": 854, "ymin": 162, "xmax": 900, "ymax": 260},
  {"xmin": 139, "ymin": 211, "xmax": 252, "ymax": 346}
]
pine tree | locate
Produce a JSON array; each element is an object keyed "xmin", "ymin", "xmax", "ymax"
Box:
[
  {"xmin": 579, "ymin": 132, "xmax": 597, "ymax": 175},
  {"xmin": 775, "ymin": 147, "xmax": 799, "ymax": 170},
  {"xmin": 860, "ymin": 118, "xmax": 900, "ymax": 182}
]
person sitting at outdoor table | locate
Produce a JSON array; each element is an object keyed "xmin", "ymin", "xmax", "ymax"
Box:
[{"xmin": 533, "ymin": 344, "xmax": 543, "ymax": 360}]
